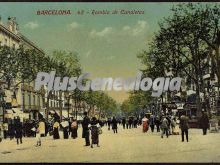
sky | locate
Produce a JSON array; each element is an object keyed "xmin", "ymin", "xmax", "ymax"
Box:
[{"xmin": 0, "ymin": 2, "xmax": 177, "ymax": 103}]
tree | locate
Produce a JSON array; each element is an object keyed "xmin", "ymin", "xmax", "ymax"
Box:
[
  {"xmin": 46, "ymin": 50, "xmax": 81, "ymax": 120},
  {"xmin": 138, "ymin": 3, "xmax": 220, "ymax": 116}
]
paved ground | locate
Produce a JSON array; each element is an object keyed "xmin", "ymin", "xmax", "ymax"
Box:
[{"xmin": 0, "ymin": 125, "xmax": 220, "ymax": 163}]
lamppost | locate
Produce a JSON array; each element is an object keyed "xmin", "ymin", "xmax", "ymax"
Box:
[{"xmin": 0, "ymin": 88, "xmax": 6, "ymax": 124}]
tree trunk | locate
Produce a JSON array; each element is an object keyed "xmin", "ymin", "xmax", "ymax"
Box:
[
  {"xmin": 46, "ymin": 91, "xmax": 52, "ymax": 120},
  {"xmin": 98, "ymin": 108, "xmax": 102, "ymax": 120},
  {"xmin": 195, "ymin": 69, "xmax": 202, "ymax": 117},
  {"xmin": 67, "ymin": 97, "xmax": 70, "ymax": 119},
  {"xmin": 59, "ymin": 91, "xmax": 62, "ymax": 122}
]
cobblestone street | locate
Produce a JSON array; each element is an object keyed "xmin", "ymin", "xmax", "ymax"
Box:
[{"xmin": 0, "ymin": 125, "xmax": 220, "ymax": 163}]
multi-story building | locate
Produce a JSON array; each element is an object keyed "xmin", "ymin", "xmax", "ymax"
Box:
[
  {"xmin": 0, "ymin": 16, "xmax": 68, "ymax": 122},
  {"xmin": 0, "ymin": 16, "xmax": 46, "ymax": 121}
]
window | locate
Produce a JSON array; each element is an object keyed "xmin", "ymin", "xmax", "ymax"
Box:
[
  {"xmin": 12, "ymin": 43, "xmax": 16, "ymax": 49},
  {"xmin": 22, "ymin": 92, "xmax": 25, "ymax": 111},
  {"xmin": 28, "ymin": 92, "xmax": 31, "ymax": 109},
  {"xmin": 38, "ymin": 95, "xmax": 40, "ymax": 107},
  {"xmin": 50, "ymin": 100, "xmax": 53, "ymax": 107},
  {"xmin": 4, "ymin": 38, "xmax": 7, "ymax": 45},
  {"xmin": 33, "ymin": 94, "xmax": 36, "ymax": 107}
]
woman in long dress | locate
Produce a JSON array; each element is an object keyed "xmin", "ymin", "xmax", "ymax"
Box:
[
  {"xmin": 53, "ymin": 121, "xmax": 60, "ymax": 139},
  {"xmin": 89, "ymin": 117, "xmax": 100, "ymax": 148},
  {"xmin": 61, "ymin": 120, "xmax": 69, "ymax": 139},
  {"xmin": 171, "ymin": 117, "xmax": 179, "ymax": 135},
  {"xmin": 71, "ymin": 119, "xmax": 78, "ymax": 139},
  {"xmin": 142, "ymin": 114, "xmax": 149, "ymax": 133}
]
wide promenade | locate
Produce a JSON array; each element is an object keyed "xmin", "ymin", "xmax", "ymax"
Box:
[{"xmin": 0, "ymin": 125, "xmax": 219, "ymax": 163}]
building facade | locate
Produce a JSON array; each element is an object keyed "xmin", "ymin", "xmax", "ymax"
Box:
[{"xmin": 0, "ymin": 17, "xmax": 69, "ymax": 122}]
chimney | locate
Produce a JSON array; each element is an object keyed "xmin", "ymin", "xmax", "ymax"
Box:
[{"xmin": 7, "ymin": 17, "xmax": 18, "ymax": 34}]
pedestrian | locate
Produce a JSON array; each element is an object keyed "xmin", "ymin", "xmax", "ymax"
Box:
[
  {"xmin": 8, "ymin": 120, "xmax": 15, "ymax": 140},
  {"xmin": 122, "ymin": 118, "xmax": 126, "ymax": 129},
  {"xmin": 171, "ymin": 117, "xmax": 176, "ymax": 134},
  {"xmin": 199, "ymin": 110, "xmax": 209, "ymax": 135},
  {"xmin": 126, "ymin": 118, "xmax": 129, "ymax": 129},
  {"xmin": 142, "ymin": 114, "xmax": 149, "ymax": 133},
  {"xmin": 166, "ymin": 115, "xmax": 172, "ymax": 135},
  {"xmin": 155, "ymin": 116, "xmax": 160, "ymax": 132},
  {"xmin": 89, "ymin": 117, "xmax": 100, "ymax": 148},
  {"xmin": 39, "ymin": 119, "xmax": 46, "ymax": 137},
  {"xmin": 118, "ymin": 119, "xmax": 121, "ymax": 126},
  {"xmin": 179, "ymin": 115, "xmax": 189, "ymax": 142},
  {"xmin": 128, "ymin": 117, "xmax": 132, "ymax": 129},
  {"xmin": 132, "ymin": 117, "xmax": 135, "ymax": 128},
  {"xmin": 3, "ymin": 121, "xmax": 8, "ymax": 139},
  {"xmin": 35, "ymin": 125, "xmax": 41, "ymax": 147},
  {"xmin": 107, "ymin": 118, "xmax": 111, "ymax": 130},
  {"xmin": 32, "ymin": 120, "xmax": 37, "ymax": 137},
  {"xmin": 0, "ymin": 123, "xmax": 3, "ymax": 142},
  {"xmin": 82, "ymin": 112, "xmax": 90, "ymax": 146},
  {"xmin": 53, "ymin": 120, "xmax": 60, "ymax": 140},
  {"xmin": 61, "ymin": 119, "xmax": 69, "ymax": 139},
  {"xmin": 71, "ymin": 118, "xmax": 78, "ymax": 139},
  {"xmin": 134, "ymin": 118, "xmax": 138, "ymax": 128},
  {"xmin": 14, "ymin": 118, "xmax": 23, "ymax": 145},
  {"xmin": 149, "ymin": 115, "xmax": 155, "ymax": 132},
  {"xmin": 160, "ymin": 116, "xmax": 169, "ymax": 138},
  {"xmin": 112, "ymin": 116, "xmax": 118, "ymax": 133}
]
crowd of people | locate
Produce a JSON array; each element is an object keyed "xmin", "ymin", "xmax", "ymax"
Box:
[{"xmin": 0, "ymin": 109, "xmax": 211, "ymax": 147}]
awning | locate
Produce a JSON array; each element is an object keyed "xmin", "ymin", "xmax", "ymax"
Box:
[
  {"xmin": 5, "ymin": 108, "xmax": 29, "ymax": 121},
  {"xmin": 186, "ymin": 90, "xmax": 196, "ymax": 95},
  {"xmin": 5, "ymin": 109, "xmax": 15, "ymax": 114},
  {"xmin": 49, "ymin": 110, "xmax": 55, "ymax": 114},
  {"xmin": 55, "ymin": 110, "xmax": 60, "ymax": 116},
  {"xmin": 39, "ymin": 112, "xmax": 45, "ymax": 118},
  {"xmin": 62, "ymin": 111, "xmax": 68, "ymax": 118},
  {"xmin": 5, "ymin": 113, "xmax": 14, "ymax": 118},
  {"xmin": 12, "ymin": 108, "xmax": 22, "ymax": 114}
]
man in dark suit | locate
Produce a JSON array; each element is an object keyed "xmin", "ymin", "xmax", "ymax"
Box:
[{"xmin": 82, "ymin": 112, "xmax": 90, "ymax": 146}]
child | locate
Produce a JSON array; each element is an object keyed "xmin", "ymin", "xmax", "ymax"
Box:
[{"xmin": 35, "ymin": 127, "xmax": 41, "ymax": 147}]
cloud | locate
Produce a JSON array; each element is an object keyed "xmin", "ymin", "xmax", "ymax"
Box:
[
  {"xmin": 85, "ymin": 50, "xmax": 91, "ymax": 58},
  {"xmin": 68, "ymin": 22, "xmax": 80, "ymax": 30},
  {"xmin": 122, "ymin": 26, "xmax": 131, "ymax": 31},
  {"xmin": 90, "ymin": 27, "xmax": 113, "ymax": 38},
  {"xmin": 24, "ymin": 21, "xmax": 39, "ymax": 29},
  {"xmin": 122, "ymin": 20, "xmax": 147, "ymax": 36},
  {"xmin": 132, "ymin": 20, "xmax": 147, "ymax": 36}
]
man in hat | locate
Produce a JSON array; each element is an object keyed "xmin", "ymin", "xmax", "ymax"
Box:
[
  {"xmin": 199, "ymin": 109, "xmax": 209, "ymax": 135},
  {"xmin": 179, "ymin": 115, "xmax": 189, "ymax": 142},
  {"xmin": 82, "ymin": 111, "xmax": 90, "ymax": 146}
]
